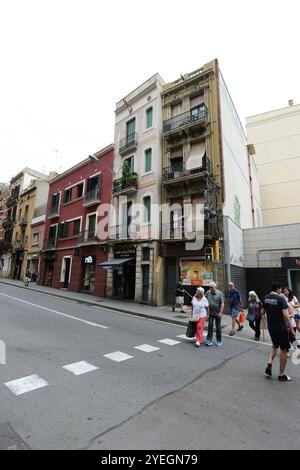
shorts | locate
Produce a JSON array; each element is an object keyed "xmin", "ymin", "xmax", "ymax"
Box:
[
  {"xmin": 268, "ymin": 327, "xmax": 291, "ymax": 351},
  {"xmin": 176, "ymin": 296, "xmax": 184, "ymax": 305},
  {"xmin": 294, "ymin": 314, "xmax": 300, "ymax": 321},
  {"xmin": 230, "ymin": 308, "xmax": 240, "ymax": 319}
]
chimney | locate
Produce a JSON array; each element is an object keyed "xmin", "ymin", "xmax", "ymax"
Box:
[
  {"xmin": 288, "ymin": 99, "xmax": 294, "ymax": 107},
  {"xmin": 48, "ymin": 171, "xmax": 59, "ymax": 181}
]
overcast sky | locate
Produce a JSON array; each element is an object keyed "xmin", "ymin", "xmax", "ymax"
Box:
[{"xmin": 0, "ymin": 0, "xmax": 299, "ymax": 182}]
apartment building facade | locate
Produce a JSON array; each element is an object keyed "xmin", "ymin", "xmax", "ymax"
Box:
[
  {"xmin": 0, "ymin": 184, "xmax": 10, "ymax": 276},
  {"xmin": 39, "ymin": 145, "xmax": 114, "ymax": 297},
  {"xmin": 103, "ymin": 74, "xmax": 164, "ymax": 305},
  {"xmin": 161, "ymin": 60, "xmax": 261, "ymax": 304},
  {"xmin": 246, "ymin": 101, "xmax": 300, "ymax": 226}
]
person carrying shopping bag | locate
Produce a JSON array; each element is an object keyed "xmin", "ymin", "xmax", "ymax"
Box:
[
  {"xmin": 191, "ymin": 287, "xmax": 210, "ymax": 347},
  {"xmin": 247, "ymin": 291, "xmax": 263, "ymax": 341}
]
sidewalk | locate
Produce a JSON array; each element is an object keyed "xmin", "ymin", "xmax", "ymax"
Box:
[{"xmin": 0, "ymin": 277, "xmax": 273, "ymax": 343}]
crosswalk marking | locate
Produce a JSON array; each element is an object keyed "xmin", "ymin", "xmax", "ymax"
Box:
[
  {"xmin": 62, "ymin": 361, "xmax": 99, "ymax": 376},
  {"xmin": 4, "ymin": 375, "xmax": 49, "ymax": 396},
  {"xmin": 103, "ymin": 352, "xmax": 134, "ymax": 363},
  {"xmin": 158, "ymin": 338, "xmax": 181, "ymax": 346},
  {"xmin": 134, "ymin": 344, "xmax": 160, "ymax": 353}
]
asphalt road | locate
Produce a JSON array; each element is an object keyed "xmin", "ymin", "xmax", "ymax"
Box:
[{"xmin": 0, "ymin": 283, "xmax": 299, "ymax": 450}]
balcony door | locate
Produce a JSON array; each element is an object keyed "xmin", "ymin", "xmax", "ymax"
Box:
[
  {"xmin": 87, "ymin": 214, "xmax": 96, "ymax": 240},
  {"xmin": 126, "ymin": 119, "xmax": 136, "ymax": 145}
]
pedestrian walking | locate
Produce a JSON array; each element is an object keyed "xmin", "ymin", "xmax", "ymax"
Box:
[
  {"xmin": 191, "ymin": 287, "xmax": 209, "ymax": 347},
  {"xmin": 205, "ymin": 281, "xmax": 224, "ymax": 347},
  {"xmin": 173, "ymin": 279, "xmax": 185, "ymax": 313},
  {"xmin": 246, "ymin": 291, "xmax": 263, "ymax": 341},
  {"xmin": 263, "ymin": 282, "xmax": 293, "ymax": 382},
  {"xmin": 227, "ymin": 281, "xmax": 244, "ymax": 336},
  {"xmin": 24, "ymin": 269, "xmax": 31, "ymax": 287}
]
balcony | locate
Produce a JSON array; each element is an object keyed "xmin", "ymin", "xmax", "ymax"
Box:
[
  {"xmin": 109, "ymin": 224, "xmax": 139, "ymax": 241},
  {"xmin": 161, "ymin": 220, "xmax": 213, "ymax": 242},
  {"xmin": 6, "ymin": 194, "xmax": 19, "ymax": 207},
  {"xmin": 162, "ymin": 158, "xmax": 209, "ymax": 187},
  {"xmin": 163, "ymin": 105, "xmax": 208, "ymax": 137},
  {"xmin": 0, "ymin": 240, "xmax": 12, "ymax": 252},
  {"xmin": 83, "ymin": 188, "xmax": 101, "ymax": 207},
  {"xmin": 119, "ymin": 132, "xmax": 138, "ymax": 156},
  {"xmin": 112, "ymin": 173, "xmax": 138, "ymax": 196},
  {"xmin": 2, "ymin": 216, "xmax": 15, "ymax": 228},
  {"xmin": 78, "ymin": 230, "xmax": 100, "ymax": 245},
  {"xmin": 48, "ymin": 205, "xmax": 60, "ymax": 219},
  {"xmin": 19, "ymin": 217, "xmax": 28, "ymax": 227},
  {"xmin": 15, "ymin": 238, "xmax": 25, "ymax": 250},
  {"xmin": 43, "ymin": 238, "xmax": 57, "ymax": 250}
]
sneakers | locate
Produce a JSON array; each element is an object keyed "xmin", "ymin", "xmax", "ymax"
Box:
[
  {"xmin": 255, "ymin": 336, "xmax": 260, "ymax": 342},
  {"xmin": 195, "ymin": 341, "xmax": 200, "ymax": 348},
  {"xmin": 278, "ymin": 375, "xmax": 292, "ymax": 382},
  {"xmin": 265, "ymin": 364, "xmax": 272, "ymax": 377},
  {"xmin": 216, "ymin": 341, "xmax": 223, "ymax": 347},
  {"xmin": 206, "ymin": 341, "xmax": 213, "ymax": 347},
  {"xmin": 237, "ymin": 325, "xmax": 244, "ymax": 332}
]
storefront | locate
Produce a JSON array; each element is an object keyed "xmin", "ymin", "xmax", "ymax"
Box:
[
  {"xmin": 82, "ymin": 255, "xmax": 96, "ymax": 292},
  {"xmin": 99, "ymin": 246, "xmax": 136, "ymax": 300},
  {"xmin": 42, "ymin": 253, "xmax": 57, "ymax": 286},
  {"xmin": 283, "ymin": 257, "xmax": 300, "ymax": 300}
]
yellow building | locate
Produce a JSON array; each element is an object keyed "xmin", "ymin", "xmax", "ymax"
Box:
[{"xmin": 11, "ymin": 172, "xmax": 49, "ymax": 280}]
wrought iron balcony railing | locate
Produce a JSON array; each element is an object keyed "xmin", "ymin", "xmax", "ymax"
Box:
[
  {"xmin": 119, "ymin": 132, "xmax": 138, "ymax": 153},
  {"xmin": 163, "ymin": 105, "xmax": 208, "ymax": 133},
  {"xmin": 162, "ymin": 158, "xmax": 209, "ymax": 183},
  {"xmin": 48, "ymin": 205, "xmax": 60, "ymax": 218},
  {"xmin": 43, "ymin": 238, "xmax": 57, "ymax": 250},
  {"xmin": 83, "ymin": 188, "xmax": 101, "ymax": 206},
  {"xmin": 78, "ymin": 230, "xmax": 100, "ymax": 243},
  {"xmin": 112, "ymin": 173, "xmax": 138, "ymax": 194}
]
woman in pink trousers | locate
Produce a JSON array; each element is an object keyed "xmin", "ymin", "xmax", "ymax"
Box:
[{"xmin": 191, "ymin": 287, "xmax": 210, "ymax": 347}]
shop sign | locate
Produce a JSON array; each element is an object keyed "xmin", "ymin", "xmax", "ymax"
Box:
[
  {"xmin": 282, "ymin": 257, "xmax": 300, "ymax": 269},
  {"xmin": 84, "ymin": 255, "xmax": 96, "ymax": 264},
  {"xmin": 180, "ymin": 260, "xmax": 213, "ymax": 287},
  {"xmin": 115, "ymin": 248, "xmax": 136, "ymax": 259}
]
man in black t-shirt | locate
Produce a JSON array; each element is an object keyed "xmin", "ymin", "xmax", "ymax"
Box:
[{"xmin": 263, "ymin": 282, "xmax": 293, "ymax": 382}]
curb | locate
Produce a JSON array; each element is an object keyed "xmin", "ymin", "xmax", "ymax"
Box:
[{"xmin": 0, "ymin": 280, "xmax": 190, "ymax": 327}]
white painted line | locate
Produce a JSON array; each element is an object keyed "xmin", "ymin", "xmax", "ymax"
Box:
[
  {"xmin": 103, "ymin": 352, "xmax": 134, "ymax": 363},
  {"xmin": 4, "ymin": 375, "xmax": 49, "ymax": 396},
  {"xmin": 0, "ymin": 292, "xmax": 108, "ymax": 329},
  {"xmin": 158, "ymin": 338, "xmax": 181, "ymax": 346},
  {"xmin": 134, "ymin": 344, "xmax": 160, "ymax": 353},
  {"xmin": 62, "ymin": 361, "xmax": 99, "ymax": 376},
  {"xmin": 177, "ymin": 334, "xmax": 195, "ymax": 340}
]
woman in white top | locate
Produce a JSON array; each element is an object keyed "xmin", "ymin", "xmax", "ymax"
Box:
[
  {"xmin": 283, "ymin": 288, "xmax": 300, "ymax": 345},
  {"xmin": 191, "ymin": 287, "xmax": 210, "ymax": 347}
]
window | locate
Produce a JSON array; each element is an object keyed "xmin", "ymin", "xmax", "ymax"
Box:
[
  {"xmin": 145, "ymin": 149, "xmax": 152, "ymax": 173},
  {"xmin": 87, "ymin": 214, "xmax": 96, "ymax": 236},
  {"xmin": 143, "ymin": 196, "xmax": 151, "ymax": 223},
  {"xmin": 146, "ymin": 108, "xmax": 153, "ymax": 129},
  {"xmin": 87, "ymin": 175, "xmax": 100, "ymax": 193},
  {"xmin": 63, "ymin": 188, "xmax": 72, "ymax": 204},
  {"xmin": 124, "ymin": 156, "xmax": 134, "ymax": 174},
  {"xmin": 142, "ymin": 247, "xmax": 150, "ymax": 261},
  {"xmin": 48, "ymin": 225, "xmax": 57, "ymax": 242},
  {"xmin": 126, "ymin": 118, "xmax": 136, "ymax": 144},
  {"xmin": 59, "ymin": 222, "xmax": 69, "ymax": 239},
  {"xmin": 32, "ymin": 232, "xmax": 39, "ymax": 244},
  {"xmin": 77, "ymin": 183, "xmax": 84, "ymax": 198},
  {"xmin": 51, "ymin": 193, "xmax": 60, "ymax": 210},
  {"xmin": 73, "ymin": 219, "xmax": 81, "ymax": 236}
]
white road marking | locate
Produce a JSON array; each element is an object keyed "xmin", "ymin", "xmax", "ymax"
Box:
[
  {"xmin": 0, "ymin": 292, "xmax": 108, "ymax": 329},
  {"xmin": 103, "ymin": 352, "xmax": 134, "ymax": 363},
  {"xmin": 4, "ymin": 375, "xmax": 49, "ymax": 396},
  {"xmin": 62, "ymin": 361, "xmax": 99, "ymax": 376},
  {"xmin": 134, "ymin": 344, "xmax": 160, "ymax": 353},
  {"xmin": 158, "ymin": 338, "xmax": 181, "ymax": 346}
]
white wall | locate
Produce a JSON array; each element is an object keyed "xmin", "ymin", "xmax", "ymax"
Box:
[
  {"xmin": 243, "ymin": 223, "xmax": 300, "ymax": 268},
  {"xmin": 224, "ymin": 216, "xmax": 245, "ymax": 268},
  {"xmin": 246, "ymin": 103, "xmax": 300, "ymax": 226},
  {"xmin": 219, "ymin": 72, "xmax": 255, "ymax": 229},
  {"xmin": 113, "ymin": 74, "xmax": 164, "ymax": 224}
]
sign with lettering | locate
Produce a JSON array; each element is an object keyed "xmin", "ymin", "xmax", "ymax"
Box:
[
  {"xmin": 281, "ymin": 258, "xmax": 300, "ymax": 269},
  {"xmin": 84, "ymin": 256, "xmax": 96, "ymax": 264}
]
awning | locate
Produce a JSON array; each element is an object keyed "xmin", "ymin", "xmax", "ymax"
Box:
[{"xmin": 97, "ymin": 258, "xmax": 134, "ymax": 270}]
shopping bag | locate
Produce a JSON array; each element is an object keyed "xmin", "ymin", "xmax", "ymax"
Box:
[
  {"xmin": 239, "ymin": 311, "xmax": 246, "ymax": 324},
  {"xmin": 186, "ymin": 321, "xmax": 196, "ymax": 338}
]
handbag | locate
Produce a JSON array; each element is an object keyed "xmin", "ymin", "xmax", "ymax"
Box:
[
  {"xmin": 186, "ymin": 321, "xmax": 196, "ymax": 338},
  {"xmin": 246, "ymin": 303, "xmax": 257, "ymax": 322},
  {"xmin": 239, "ymin": 310, "xmax": 246, "ymax": 324}
]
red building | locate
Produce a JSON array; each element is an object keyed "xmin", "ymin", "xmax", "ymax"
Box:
[{"xmin": 40, "ymin": 145, "xmax": 114, "ymax": 297}]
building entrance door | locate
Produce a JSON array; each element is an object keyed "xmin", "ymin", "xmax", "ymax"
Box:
[
  {"xmin": 63, "ymin": 258, "xmax": 71, "ymax": 288},
  {"xmin": 142, "ymin": 265, "xmax": 150, "ymax": 303}
]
